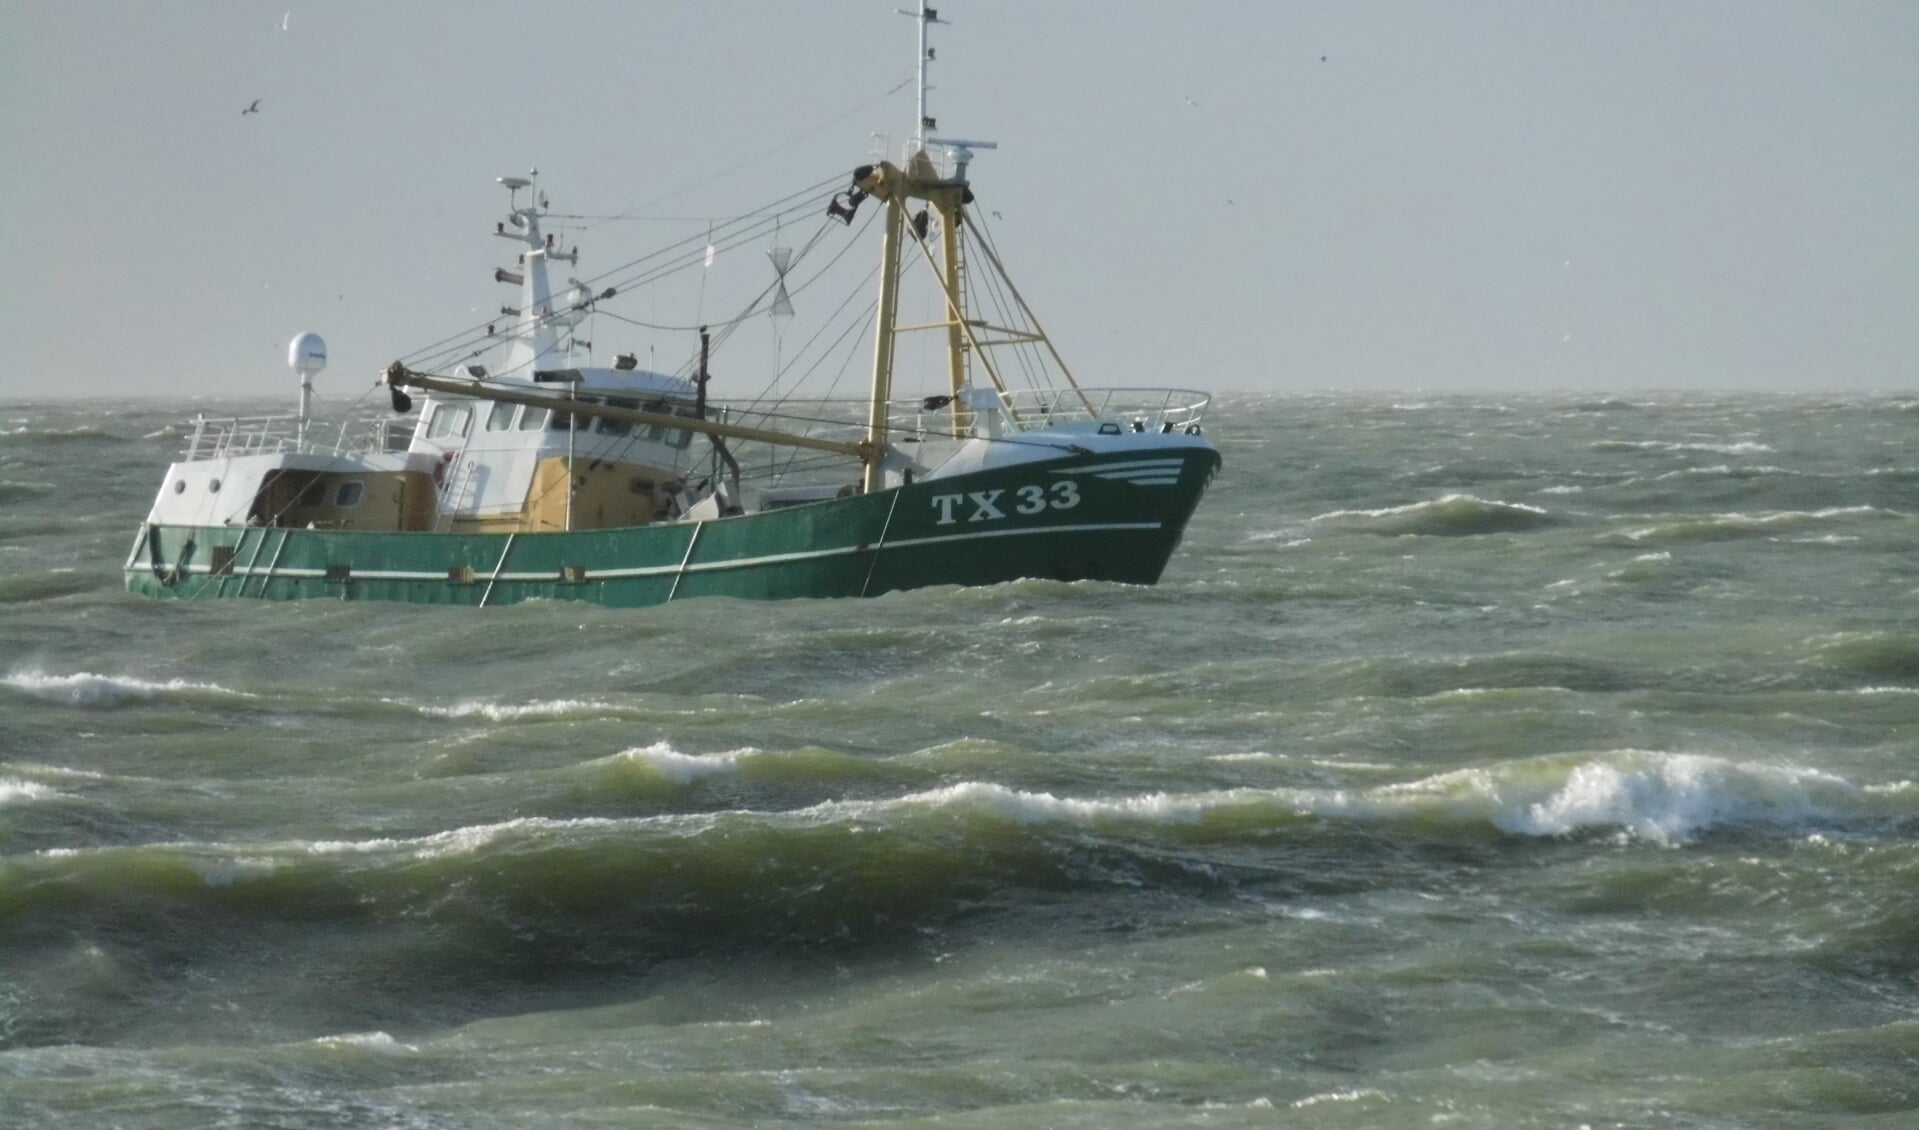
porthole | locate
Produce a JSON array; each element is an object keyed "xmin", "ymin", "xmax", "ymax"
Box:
[
  {"xmin": 208, "ymin": 478, "xmax": 222, "ymax": 493},
  {"xmin": 173, "ymin": 480, "xmax": 186, "ymax": 494}
]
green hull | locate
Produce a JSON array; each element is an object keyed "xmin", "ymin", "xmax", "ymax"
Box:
[{"xmin": 126, "ymin": 448, "xmax": 1220, "ymax": 607}]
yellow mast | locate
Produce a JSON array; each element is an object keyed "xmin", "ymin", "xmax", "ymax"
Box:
[
  {"xmin": 861, "ymin": 168, "xmax": 910, "ymax": 495},
  {"xmin": 856, "ymin": 155, "xmax": 984, "ymax": 489},
  {"xmin": 933, "ymin": 186, "xmax": 969, "ymax": 435}
]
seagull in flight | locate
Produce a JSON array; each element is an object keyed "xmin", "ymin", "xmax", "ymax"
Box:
[{"xmin": 242, "ymin": 99, "xmax": 262, "ymax": 115}]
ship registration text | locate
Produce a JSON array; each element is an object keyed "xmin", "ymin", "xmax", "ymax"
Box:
[{"xmin": 930, "ymin": 482, "xmax": 1080, "ymax": 525}]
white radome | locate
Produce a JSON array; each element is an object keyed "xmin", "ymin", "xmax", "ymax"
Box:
[{"xmin": 289, "ymin": 332, "xmax": 328, "ymax": 379}]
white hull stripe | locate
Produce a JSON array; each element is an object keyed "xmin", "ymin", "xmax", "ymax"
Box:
[
  {"xmin": 1053, "ymin": 458, "xmax": 1187, "ymax": 475},
  {"xmin": 126, "ymin": 521, "xmax": 1166, "ymax": 585}
]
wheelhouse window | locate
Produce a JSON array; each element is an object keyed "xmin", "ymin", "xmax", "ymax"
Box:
[
  {"xmin": 596, "ymin": 397, "xmax": 636, "ymax": 436},
  {"xmin": 518, "ymin": 405, "xmax": 549, "ymax": 430},
  {"xmin": 550, "ymin": 395, "xmax": 592, "ymax": 432},
  {"xmin": 485, "ymin": 402, "xmax": 517, "ymax": 431},
  {"xmin": 334, "ymin": 481, "xmax": 365, "ymax": 508},
  {"xmin": 427, "ymin": 404, "xmax": 472, "ymax": 440},
  {"xmin": 640, "ymin": 399, "xmax": 669, "ymax": 443}
]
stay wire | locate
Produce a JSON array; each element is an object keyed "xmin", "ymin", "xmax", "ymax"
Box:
[
  {"xmin": 401, "ymin": 186, "xmax": 834, "ymax": 375},
  {"xmin": 403, "ymin": 194, "xmax": 837, "ymax": 383},
  {"xmin": 575, "ymin": 72, "xmax": 914, "ymax": 232},
  {"xmin": 398, "ymin": 173, "xmax": 847, "ymax": 373}
]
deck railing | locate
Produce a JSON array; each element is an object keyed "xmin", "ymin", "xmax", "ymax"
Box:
[
  {"xmin": 179, "ymin": 412, "xmax": 413, "ymax": 462},
  {"xmin": 885, "ymin": 387, "xmax": 1211, "ymax": 438},
  {"xmin": 998, "ymin": 387, "xmax": 1210, "ymax": 430}
]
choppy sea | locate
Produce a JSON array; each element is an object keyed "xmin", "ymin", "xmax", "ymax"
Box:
[{"xmin": 3, "ymin": 393, "xmax": 1916, "ymax": 1129}]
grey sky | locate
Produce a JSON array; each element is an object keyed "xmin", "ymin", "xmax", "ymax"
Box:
[{"xmin": 2, "ymin": 1, "xmax": 1913, "ymax": 400}]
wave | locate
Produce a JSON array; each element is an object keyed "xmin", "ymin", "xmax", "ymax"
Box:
[
  {"xmin": 1609, "ymin": 507, "xmax": 1899, "ymax": 544},
  {"xmin": 5, "ymin": 751, "xmax": 1906, "ymax": 1041},
  {"xmin": 0, "ymin": 425, "xmax": 116, "ymax": 443},
  {"xmin": 1590, "ymin": 440, "xmax": 1775, "ymax": 455},
  {"xmin": 1310, "ymin": 494, "xmax": 1554, "ymax": 537},
  {"xmin": 1, "ymin": 670, "xmax": 254, "ymax": 707},
  {"xmin": 1598, "ymin": 550, "xmax": 1678, "ymax": 587},
  {"xmin": 16, "ymin": 754, "xmax": 1900, "ymax": 899},
  {"xmin": 1802, "ymin": 632, "xmax": 1919, "ymax": 684},
  {"xmin": 0, "ymin": 571, "xmax": 100, "ymax": 603},
  {"xmin": 0, "ymin": 479, "xmax": 53, "ymax": 504},
  {"xmin": 868, "ymin": 752, "xmax": 1900, "ymax": 847},
  {"xmin": 1645, "ymin": 464, "xmax": 1802, "ymax": 482}
]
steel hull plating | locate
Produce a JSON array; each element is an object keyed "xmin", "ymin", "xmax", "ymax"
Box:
[{"xmin": 126, "ymin": 449, "xmax": 1220, "ymax": 607}]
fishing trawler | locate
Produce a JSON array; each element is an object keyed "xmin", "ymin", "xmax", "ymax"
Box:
[{"xmin": 125, "ymin": 5, "xmax": 1219, "ymax": 608}]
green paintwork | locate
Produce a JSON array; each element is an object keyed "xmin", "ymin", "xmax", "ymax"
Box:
[{"xmin": 126, "ymin": 448, "xmax": 1220, "ymax": 607}]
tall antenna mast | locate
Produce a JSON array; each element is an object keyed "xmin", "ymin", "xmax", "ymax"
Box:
[{"xmin": 900, "ymin": 1, "xmax": 947, "ymax": 153}]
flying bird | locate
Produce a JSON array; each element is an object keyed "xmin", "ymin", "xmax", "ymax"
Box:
[
  {"xmin": 281, "ymin": 11, "xmax": 290, "ymax": 31},
  {"xmin": 242, "ymin": 99, "xmax": 262, "ymax": 115}
]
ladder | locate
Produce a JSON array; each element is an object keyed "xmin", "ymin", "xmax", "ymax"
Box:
[{"xmin": 435, "ymin": 460, "xmax": 478, "ymax": 532}]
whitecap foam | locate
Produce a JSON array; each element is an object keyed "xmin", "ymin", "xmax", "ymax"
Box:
[
  {"xmin": 883, "ymin": 781, "xmax": 1229, "ymax": 826},
  {"xmin": 1315, "ymin": 494, "xmax": 1546, "ymax": 522},
  {"xmin": 33, "ymin": 814, "xmax": 692, "ymax": 876},
  {"xmin": 1292, "ymin": 1089, "xmax": 1386, "ymax": 1110},
  {"xmin": 0, "ymin": 778, "xmax": 62, "ymax": 805},
  {"xmin": 310, "ymin": 1031, "xmax": 418, "ymax": 1054},
  {"xmin": 614, "ymin": 741, "xmax": 752, "ymax": 784},
  {"xmin": 414, "ymin": 697, "xmax": 616, "ymax": 721},
  {"xmin": 1489, "ymin": 753, "xmax": 1856, "ymax": 845},
  {"xmin": 306, "ymin": 814, "xmax": 634, "ymax": 859},
  {"xmin": 2, "ymin": 670, "xmax": 250, "ymax": 707}
]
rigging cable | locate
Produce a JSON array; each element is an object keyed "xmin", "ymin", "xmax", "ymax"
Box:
[{"xmin": 397, "ymin": 172, "xmax": 846, "ymax": 374}]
